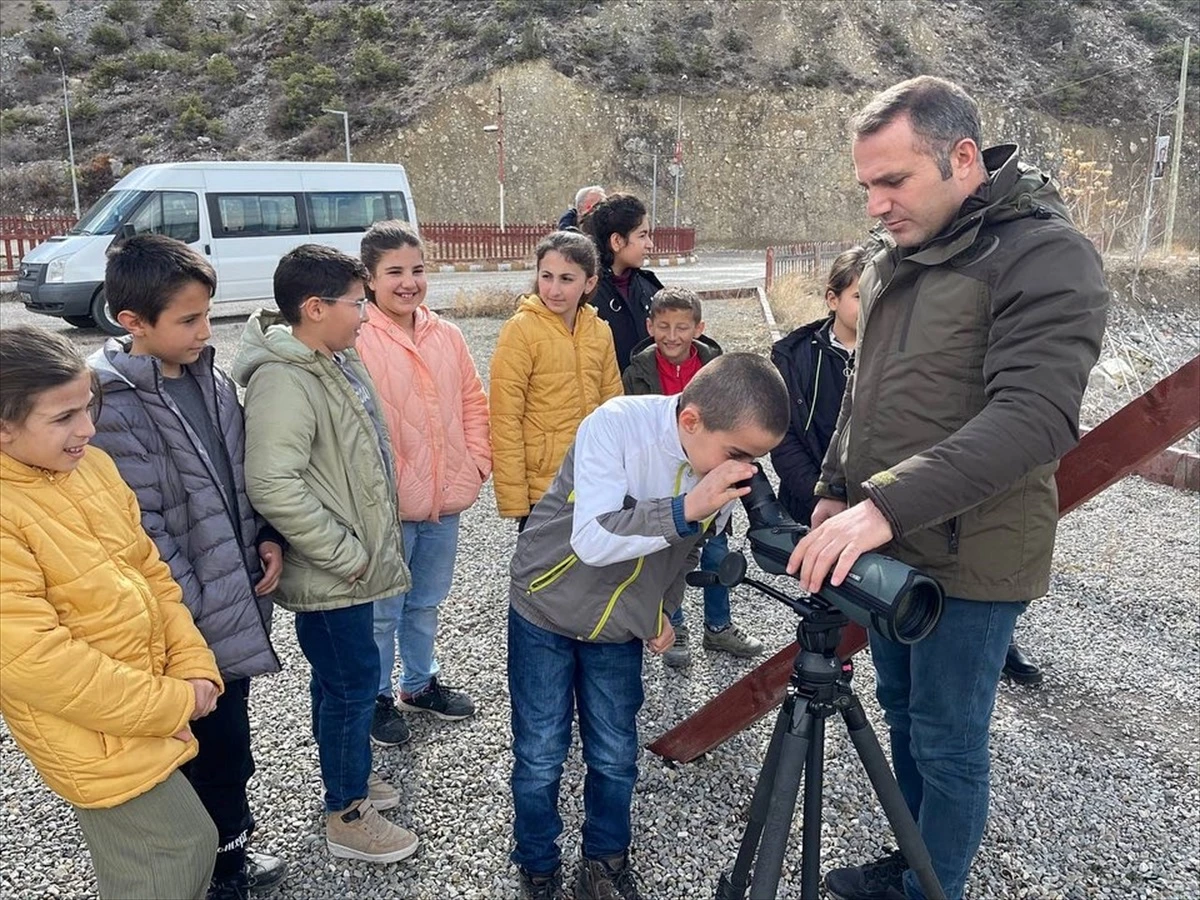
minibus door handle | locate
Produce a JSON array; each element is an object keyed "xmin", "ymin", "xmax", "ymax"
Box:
[{"xmin": 204, "ymin": 243, "xmax": 212, "ymax": 255}]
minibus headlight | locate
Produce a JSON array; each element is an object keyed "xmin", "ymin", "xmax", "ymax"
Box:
[{"xmin": 45, "ymin": 257, "xmax": 70, "ymax": 283}]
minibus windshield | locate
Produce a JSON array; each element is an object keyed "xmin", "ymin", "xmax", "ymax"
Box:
[{"xmin": 68, "ymin": 190, "xmax": 148, "ymax": 236}]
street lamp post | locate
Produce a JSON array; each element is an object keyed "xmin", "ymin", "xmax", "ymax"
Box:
[
  {"xmin": 482, "ymin": 85, "xmax": 506, "ymax": 230},
  {"xmin": 321, "ymin": 107, "xmax": 351, "ymax": 162},
  {"xmin": 52, "ymin": 46, "xmax": 80, "ymax": 218},
  {"xmin": 672, "ymin": 74, "xmax": 687, "ymax": 228}
]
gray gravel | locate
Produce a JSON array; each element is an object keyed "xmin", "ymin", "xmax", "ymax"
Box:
[{"xmin": 2, "ymin": 295, "xmax": 1198, "ymax": 899}]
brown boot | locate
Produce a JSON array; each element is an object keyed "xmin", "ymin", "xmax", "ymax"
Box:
[{"xmin": 325, "ymin": 798, "xmax": 419, "ymax": 863}]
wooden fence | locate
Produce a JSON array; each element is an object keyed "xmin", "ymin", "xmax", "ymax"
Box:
[
  {"xmin": 764, "ymin": 240, "xmax": 860, "ymax": 292},
  {"xmin": 0, "ymin": 216, "xmax": 77, "ymax": 276},
  {"xmin": 0, "ymin": 217, "xmax": 697, "ymax": 274}
]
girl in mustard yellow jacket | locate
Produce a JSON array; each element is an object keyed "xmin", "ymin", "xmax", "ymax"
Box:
[
  {"xmin": 489, "ymin": 231, "xmax": 623, "ymax": 527},
  {"xmin": 0, "ymin": 325, "xmax": 224, "ymax": 900}
]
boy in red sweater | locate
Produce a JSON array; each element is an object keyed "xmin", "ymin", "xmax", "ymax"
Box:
[{"xmin": 622, "ymin": 287, "xmax": 764, "ymax": 667}]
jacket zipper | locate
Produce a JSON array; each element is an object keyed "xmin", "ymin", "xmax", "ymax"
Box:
[
  {"xmin": 528, "ymin": 554, "xmax": 579, "ymax": 593},
  {"xmin": 587, "ymin": 556, "xmax": 645, "ymax": 640},
  {"xmin": 948, "ymin": 516, "xmax": 960, "ymax": 554}
]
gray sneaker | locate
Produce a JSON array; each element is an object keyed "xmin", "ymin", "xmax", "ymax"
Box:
[
  {"xmin": 703, "ymin": 623, "xmax": 765, "ymax": 658},
  {"xmin": 662, "ymin": 622, "xmax": 690, "ymax": 668}
]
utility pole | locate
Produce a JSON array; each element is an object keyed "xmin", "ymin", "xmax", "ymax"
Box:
[
  {"xmin": 672, "ymin": 74, "xmax": 687, "ymax": 228},
  {"xmin": 321, "ymin": 108, "xmax": 350, "ymax": 162},
  {"xmin": 651, "ymin": 152, "xmax": 658, "ymax": 229},
  {"xmin": 1162, "ymin": 34, "xmax": 1190, "ymax": 254},
  {"xmin": 482, "ymin": 86, "xmax": 506, "ymax": 230},
  {"xmin": 52, "ymin": 47, "xmax": 80, "ymax": 218}
]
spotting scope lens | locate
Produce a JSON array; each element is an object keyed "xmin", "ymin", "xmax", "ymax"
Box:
[{"xmin": 736, "ymin": 465, "xmax": 944, "ymax": 645}]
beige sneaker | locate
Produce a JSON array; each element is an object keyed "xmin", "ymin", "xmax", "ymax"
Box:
[
  {"xmin": 368, "ymin": 771, "xmax": 399, "ymax": 811},
  {"xmin": 326, "ymin": 797, "xmax": 419, "ymax": 863}
]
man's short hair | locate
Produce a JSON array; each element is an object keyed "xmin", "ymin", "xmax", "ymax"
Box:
[
  {"xmin": 574, "ymin": 184, "xmax": 605, "ymax": 211},
  {"xmin": 680, "ymin": 353, "xmax": 790, "ymax": 436},
  {"xmin": 649, "ymin": 286, "xmax": 702, "ymax": 323},
  {"xmin": 105, "ymin": 233, "xmax": 216, "ymax": 324},
  {"xmin": 850, "ymin": 76, "xmax": 982, "ymax": 179},
  {"xmin": 273, "ymin": 244, "xmax": 368, "ymax": 325}
]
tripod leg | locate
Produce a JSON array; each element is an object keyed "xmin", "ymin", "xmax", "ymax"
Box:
[
  {"xmin": 842, "ymin": 697, "xmax": 946, "ymax": 900},
  {"xmin": 799, "ymin": 716, "xmax": 825, "ymax": 899},
  {"xmin": 748, "ymin": 707, "xmax": 813, "ymax": 900},
  {"xmin": 719, "ymin": 696, "xmax": 793, "ymax": 899}
]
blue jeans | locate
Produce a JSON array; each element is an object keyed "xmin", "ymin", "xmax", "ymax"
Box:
[
  {"xmin": 508, "ymin": 606, "xmax": 644, "ymax": 876},
  {"xmin": 869, "ymin": 597, "xmax": 1024, "ymax": 900},
  {"xmin": 373, "ymin": 515, "xmax": 460, "ymax": 697},
  {"xmin": 670, "ymin": 531, "xmax": 731, "ymax": 630},
  {"xmin": 294, "ymin": 604, "xmax": 379, "ymax": 812}
]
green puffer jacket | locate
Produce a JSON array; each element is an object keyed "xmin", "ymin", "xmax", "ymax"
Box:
[
  {"xmin": 231, "ymin": 310, "xmax": 410, "ymax": 612},
  {"xmin": 817, "ymin": 145, "xmax": 1109, "ymax": 602}
]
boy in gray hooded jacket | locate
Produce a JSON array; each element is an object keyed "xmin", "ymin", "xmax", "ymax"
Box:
[{"xmin": 508, "ymin": 353, "xmax": 790, "ymax": 900}]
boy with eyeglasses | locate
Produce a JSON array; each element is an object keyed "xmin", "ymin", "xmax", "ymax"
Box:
[{"xmin": 233, "ymin": 244, "xmax": 419, "ymax": 865}]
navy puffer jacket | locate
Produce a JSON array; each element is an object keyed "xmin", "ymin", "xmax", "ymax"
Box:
[{"xmin": 89, "ymin": 339, "xmax": 280, "ymax": 681}]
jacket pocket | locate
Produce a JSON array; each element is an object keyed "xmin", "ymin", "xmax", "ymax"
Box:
[
  {"xmin": 529, "ymin": 553, "xmax": 579, "ymax": 593},
  {"xmin": 587, "ymin": 556, "xmax": 645, "ymax": 640}
]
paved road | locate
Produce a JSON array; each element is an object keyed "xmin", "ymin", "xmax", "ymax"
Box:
[{"xmin": 0, "ymin": 252, "xmax": 765, "ymax": 352}]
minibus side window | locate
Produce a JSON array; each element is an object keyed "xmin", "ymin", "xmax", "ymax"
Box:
[
  {"xmin": 125, "ymin": 191, "xmax": 200, "ymax": 244},
  {"xmin": 209, "ymin": 194, "xmax": 303, "ymax": 238},
  {"xmin": 385, "ymin": 192, "xmax": 409, "ymax": 222},
  {"xmin": 307, "ymin": 192, "xmax": 392, "ymax": 232}
]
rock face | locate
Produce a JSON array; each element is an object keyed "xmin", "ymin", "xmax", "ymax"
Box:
[{"xmin": 0, "ymin": 0, "xmax": 1196, "ymax": 247}]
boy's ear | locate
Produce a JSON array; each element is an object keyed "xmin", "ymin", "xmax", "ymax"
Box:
[
  {"xmin": 299, "ymin": 295, "xmax": 325, "ymax": 323},
  {"xmin": 694, "ymin": 319, "xmax": 706, "ymax": 337},
  {"xmin": 116, "ymin": 309, "xmax": 146, "ymax": 334},
  {"xmin": 678, "ymin": 402, "xmax": 703, "ymax": 433},
  {"xmin": 645, "ymin": 317, "xmax": 654, "ymax": 335}
]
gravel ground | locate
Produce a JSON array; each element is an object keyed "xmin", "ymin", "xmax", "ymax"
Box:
[{"xmin": 2, "ymin": 296, "xmax": 1198, "ymax": 899}]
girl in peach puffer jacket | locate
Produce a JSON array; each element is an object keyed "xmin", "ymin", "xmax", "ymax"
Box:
[
  {"xmin": 0, "ymin": 325, "xmax": 223, "ymax": 900},
  {"xmin": 355, "ymin": 221, "xmax": 492, "ymax": 735}
]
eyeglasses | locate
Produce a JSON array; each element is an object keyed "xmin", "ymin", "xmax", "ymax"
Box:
[{"xmin": 317, "ymin": 296, "xmax": 369, "ymax": 313}]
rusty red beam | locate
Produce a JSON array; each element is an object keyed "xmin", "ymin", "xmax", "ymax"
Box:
[{"xmin": 649, "ymin": 355, "xmax": 1200, "ymax": 763}]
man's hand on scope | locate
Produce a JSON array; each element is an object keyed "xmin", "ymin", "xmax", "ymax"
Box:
[
  {"xmin": 682, "ymin": 460, "xmax": 757, "ymax": 523},
  {"xmin": 786, "ymin": 498, "xmax": 893, "ymax": 593}
]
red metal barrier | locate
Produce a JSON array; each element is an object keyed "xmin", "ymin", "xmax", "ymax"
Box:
[
  {"xmin": 0, "ymin": 216, "xmax": 697, "ymax": 273},
  {"xmin": 421, "ymin": 222, "xmax": 695, "ymax": 262},
  {"xmin": 648, "ymin": 355, "xmax": 1200, "ymax": 764},
  {"xmin": 0, "ymin": 216, "xmax": 77, "ymax": 276},
  {"xmin": 764, "ymin": 240, "xmax": 859, "ymax": 292}
]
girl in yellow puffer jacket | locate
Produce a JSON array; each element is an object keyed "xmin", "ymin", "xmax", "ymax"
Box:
[
  {"xmin": 490, "ymin": 231, "xmax": 623, "ymax": 528},
  {"xmin": 0, "ymin": 325, "xmax": 224, "ymax": 900}
]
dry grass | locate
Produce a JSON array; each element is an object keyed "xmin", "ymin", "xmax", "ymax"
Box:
[
  {"xmin": 767, "ymin": 272, "xmax": 829, "ymax": 331},
  {"xmin": 440, "ymin": 287, "xmax": 523, "ymax": 319}
]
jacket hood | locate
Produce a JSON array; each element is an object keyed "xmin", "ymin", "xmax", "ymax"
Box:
[
  {"xmin": 89, "ymin": 337, "xmax": 217, "ymax": 394},
  {"xmin": 231, "ymin": 308, "xmax": 327, "ymax": 387},
  {"xmin": 629, "ymin": 332, "xmax": 723, "ymax": 358}
]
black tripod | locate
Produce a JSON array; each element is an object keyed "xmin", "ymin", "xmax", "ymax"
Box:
[{"xmin": 715, "ymin": 591, "xmax": 945, "ymax": 900}]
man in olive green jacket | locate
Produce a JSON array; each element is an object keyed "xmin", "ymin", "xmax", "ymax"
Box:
[
  {"xmin": 788, "ymin": 78, "xmax": 1108, "ymax": 900},
  {"xmin": 234, "ymin": 245, "xmax": 417, "ymax": 866}
]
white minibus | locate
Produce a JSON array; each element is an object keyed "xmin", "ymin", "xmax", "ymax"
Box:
[{"xmin": 17, "ymin": 161, "xmax": 418, "ymax": 334}]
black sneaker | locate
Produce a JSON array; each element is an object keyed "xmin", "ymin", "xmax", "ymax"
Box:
[
  {"xmin": 370, "ymin": 695, "xmax": 412, "ymax": 747},
  {"xmin": 396, "ymin": 677, "xmax": 476, "ymax": 721},
  {"xmin": 245, "ymin": 850, "xmax": 287, "ymax": 894},
  {"xmin": 207, "ymin": 874, "xmax": 248, "ymax": 900},
  {"xmin": 518, "ymin": 866, "xmax": 565, "ymax": 900},
  {"xmin": 825, "ymin": 848, "xmax": 909, "ymax": 900},
  {"xmin": 576, "ymin": 852, "xmax": 642, "ymax": 900}
]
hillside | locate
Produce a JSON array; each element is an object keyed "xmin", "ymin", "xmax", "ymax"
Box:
[{"xmin": 1, "ymin": 0, "xmax": 1197, "ymax": 246}]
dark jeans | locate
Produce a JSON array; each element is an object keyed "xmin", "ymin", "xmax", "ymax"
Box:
[
  {"xmin": 670, "ymin": 531, "xmax": 732, "ymax": 630},
  {"xmin": 180, "ymin": 677, "xmax": 254, "ymax": 883},
  {"xmin": 508, "ymin": 606, "xmax": 644, "ymax": 876},
  {"xmin": 294, "ymin": 604, "xmax": 380, "ymax": 813},
  {"xmin": 869, "ymin": 597, "xmax": 1024, "ymax": 900}
]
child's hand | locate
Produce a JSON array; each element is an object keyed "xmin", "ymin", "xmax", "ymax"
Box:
[
  {"xmin": 172, "ymin": 728, "xmax": 194, "ymax": 742},
  {"xmin": 254, "ymin": 541, "xmax": 284, "ymax": 595},
  {"xmin": 348, "ymin": 560, "xmax": 369, "ymax": 585},
  {"xmin": 647, "ymin": 616, "xmax": 676, "ymax": 654},
  {"xmin": 683, "ymin": 460, "xmax": 757, "ymax": 523},
  {"xmin": 188, "ymin": 679, "xmax": 220, "ymax": 719}
]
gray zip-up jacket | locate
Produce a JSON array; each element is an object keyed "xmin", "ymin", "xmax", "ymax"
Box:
[
  {"xmin": 89, "ymin": 339, "xmax": 280, "ymax": 681},
  {"xmin": 510, "ymin": 395, "xmax": 731, "ymax": 643}
]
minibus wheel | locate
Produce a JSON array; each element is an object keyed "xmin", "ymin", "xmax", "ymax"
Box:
[
  {"xmin": 64, "ymin": 315, "xmax": 97, "ymax": 328},
  {"xmin": 90, "ymin": 289, "xmax": 126, "ymax": 336}
]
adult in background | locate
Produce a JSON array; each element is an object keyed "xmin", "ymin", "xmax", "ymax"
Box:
[
  {"xmin": 558, "ymin": 185, "xmax": 606, "ymax": 231},
  {"xmin": 788, "ymin": 76, "xmax": 1108, "ymax": 900}
]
